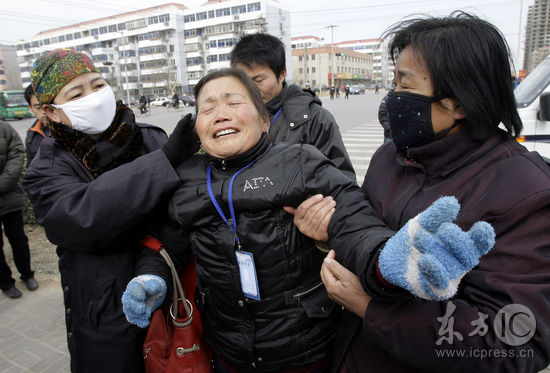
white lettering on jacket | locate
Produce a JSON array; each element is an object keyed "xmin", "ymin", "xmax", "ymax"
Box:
[{"xmin": 243, "ymin": 177, "xmax": 274, "ymax": 191}]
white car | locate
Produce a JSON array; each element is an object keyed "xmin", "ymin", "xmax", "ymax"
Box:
[
  {"xmin": 515, "ymin": 55, "xmax": 550, "ymax": 164},
  {"xmin": 150, "ymin": 97, "xmax": 169, "ymax": 106}
]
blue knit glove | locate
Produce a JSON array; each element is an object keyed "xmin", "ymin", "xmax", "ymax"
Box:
[
  {"xmin": 122, "ymin": 275, "xmax": 167, "ymax": 328},
  {"xmin": 379, "ymin": 196, "xmax": 495, "ymax": 300}
]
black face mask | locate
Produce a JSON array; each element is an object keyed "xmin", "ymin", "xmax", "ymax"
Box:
[{"xmin": 387, "ymin": 91, "xmax": 457, "ymax": 154}]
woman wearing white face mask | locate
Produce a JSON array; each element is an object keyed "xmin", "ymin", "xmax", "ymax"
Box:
[{"xmin": 22, "ymin": 49, "xmax": 200, "ymax": 373}]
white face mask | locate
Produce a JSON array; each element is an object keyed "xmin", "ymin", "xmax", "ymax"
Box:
[{"xmin": 52, "ymin": 86, "xmax": 116, "ymax": 134}]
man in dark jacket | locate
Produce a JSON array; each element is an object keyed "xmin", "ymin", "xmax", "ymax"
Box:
[
  {"xmin": 23, "ymin": 49, "xmax": 198, "ymax": 373},
  {"xmin": 24, "ymin": 84, "xmax": 50, "ymax": 167},
  {"xmin": 230, "ymin": 33, "xmax": 356, "ymax": 182},
  {"xmin": 0, "ymin": 121, "xmax": 38, "ymax": 299}
]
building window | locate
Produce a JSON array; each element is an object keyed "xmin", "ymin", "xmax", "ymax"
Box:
[
  {"xmin": 99, "ymin": 26, "xmax": 108, "ymax": 34},
  {"xmin": 32, "ymin": 41, "xmax": 39, "ymax": 47},
  {"xmin": 137, "ymin": 46, "xmax": 166, "ymax": 55},
  {"xmin": 196, "ymin": 12, "xmax": 207, "ymax": 21},
  {"xmin": 159, "ymin": 14, "xmax": 170, "ymax": 23},
  {"xmin": 208, "ymin": 10, "xmax": 215, "ymax": 18},
  {"xmin": 43, "ymin": 38, "xmax": 51, "ymax": 45},
  {"xmin": 65, "ymin": 34, "xmax": 73, "ymax": 41},
  {"xmin": 127, "ymin": 18, "xmax": 147, "ymax": 29},
  {"xmin": 119, "ymin": 50, "xmax": 137, "ymax": 57},
  {"xmin": 218, "ymin": 53, "xmax": 230, "ymax": 61},
  {"xmin": 299, "ymin": 68, "xmax": 303, "ymax": 73},
  {"xmin": 311, "ymin": 55, "xmax": 315, "ymax": 60},
  {"xmin": 210, "ymin": 40, "xmax": 217, "ymax": 48},
  {"xmin": 184, "ymin": 14, "xmax": 196, "ymax": 23},
  {"xmin": 207, "ymin": 55, "xmax": 218, "ymax": 63},
  {"xmin": 149, "ymin": 16, "xmax": 159, "ymax": 25},
  {"xmin": 216, "ymin": 8, "xmax": 230, "ymax": 17},
  {"xmin": 90, "ymin": 29, "xmax": 99, "ymax": 36},
  {"xmin": 118, "ymin": 23, "xmax": 126, "ymax": 31},
  {"xmin": 185, "ymin": 29, "xmax": 202, "ymax": 37},
  {"xmin": 217, "ymin": 38, "xmax": 236, "ymax": 48},
  {"xmin": 186, "ymin": 57, "xmax": 204, "ymax": 65},
  {"xmin": 232, "ymin": 5, "xmax": 246, "ymax": 14},
  {"xmin": 298, "ymin": 56, "xmax": 302, "ymax": 61},
  {"xmin": 248, "ymin": 2, "xmax": 261, "ymax": 12},
  {"xmin": 312, "ymin": 67, "xmax": 316, "ymax": 73},
  {"xmin": 58, "ymin": 35, "xmax": 65, "ymax": 42}
]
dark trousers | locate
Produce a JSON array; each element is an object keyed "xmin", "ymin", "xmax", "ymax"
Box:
[{"xmin": 0, "ymin": 210, "xmax": 33, "ymax": 289}]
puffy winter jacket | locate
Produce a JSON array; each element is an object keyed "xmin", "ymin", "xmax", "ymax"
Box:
[
  {"xmin": 266, "ymin": 83, "xmax": 356, "ymax": 182},
  {"xmin": 23, "ymin": 122, "xmax": 181, "ymax": 373},
  {"xmin": 0, "ymin": 121, "xmax": 26, "ymax": 215},
  {"xmin": 151, "ymin": 136, "xmax": 394, "ymax": 373},
  {"xmin": 336, "ymin": 129, "xmax": 550, "ymax": 372}
]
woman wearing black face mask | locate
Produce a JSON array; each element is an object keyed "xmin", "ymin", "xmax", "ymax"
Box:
[
  {"xmin": 22, "ymin": 49, "xmax": 200, "ymax": 373},
  {"xmin": 289, "ymin": 12, "xmax": 550, "ymax": 373}
]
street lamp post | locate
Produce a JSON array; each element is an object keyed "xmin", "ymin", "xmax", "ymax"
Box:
[
  {"xmin": 326, "ymin": 24, "xmax": 338, "ymax": 88},
  {"xmin": 119, "ymin": 31, "xmax": 131, "ymax": 105}
]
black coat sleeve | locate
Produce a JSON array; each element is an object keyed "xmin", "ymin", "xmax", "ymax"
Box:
[
  {"xmin": 298, "ymin": 144, "xmax": 395, "ymax": 294},
  {"xmin": 23, "ymin": 143, "xmax": 181, "ymax": 253}
]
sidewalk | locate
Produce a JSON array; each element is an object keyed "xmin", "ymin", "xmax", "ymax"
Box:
[{"xmin": 0, "ymin": 279, "xmax": 70, "ymax": 372}]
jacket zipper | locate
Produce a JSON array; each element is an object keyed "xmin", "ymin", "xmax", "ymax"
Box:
[{"xmin": 293, "ymin": 281, "xmax": 323, "ymax": 298}]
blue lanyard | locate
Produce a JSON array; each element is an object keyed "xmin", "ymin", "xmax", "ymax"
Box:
[
  {"xmin": 270, "ymin": 107, "xmax": 282, "ymax": 126},
  {"xmin": 206, "ymin": 161, "xmax": 257, "ymax": 246}
]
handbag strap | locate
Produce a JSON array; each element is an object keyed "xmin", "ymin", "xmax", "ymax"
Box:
[{"xmin": 140, "ymin": 235, "xmax": 193, "ymax": 327}]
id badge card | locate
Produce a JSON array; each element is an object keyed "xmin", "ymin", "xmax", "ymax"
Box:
[{"xmin": 235, "ymin": 250, "xmax": 261, "ymax": 300}]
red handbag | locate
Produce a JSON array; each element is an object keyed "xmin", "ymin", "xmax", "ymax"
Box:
[{"xmin": 140, "ymin": 235, "xmax": 212, "ymax": 373}]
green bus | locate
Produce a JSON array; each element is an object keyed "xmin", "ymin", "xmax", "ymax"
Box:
[{"xmin": 0, "ymin": 90, "xmax": 31, "ymax": 120}]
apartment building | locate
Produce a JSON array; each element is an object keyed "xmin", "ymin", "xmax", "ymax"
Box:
[
  {"xmin": 0, "ymin": 45, "xmax": 22, "ymax": 90},
  {"xmin": 291, "ymin": 36, "xmax": 392, "ymax": 88},
  {"xmin": 523, "ymin": 0, "xmax": 550, "ymax": 74},
  {"xmin": 16, "ymin": 0, "xmax": 289, "ymax": 102},
  {"xmin": 335, "ymin": 38, "xmax": 391, "ymax": 86},
  {"xmin": 182, "ymin": 0, "xmax": 290, "ymax": 88},
  {"xmin": 291, "ymin": 46, "xmax": 373, "ymax": 89}
]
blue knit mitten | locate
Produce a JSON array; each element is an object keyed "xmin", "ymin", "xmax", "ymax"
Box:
[
  {"xmin": 379, "ymin": 196, "xmax": 495, "ymax": 300},
  {"xmin": 122, "ymin": 275, "xmax": 167, "ymax": 328}
]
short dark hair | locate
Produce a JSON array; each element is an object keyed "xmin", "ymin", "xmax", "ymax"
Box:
[
  {"xmin": 24, "ymin": 85, "xmax": 35, "ymax": 105},
  {"xmin": 383, "ymin": 11, "xmax": 522, "ymax": 140},
  {"xmin": 230, "ymin": 33, "xmax": 286, "ymax": 79},
  {"xmin": 193, "ymin": 68, "xmax": 269, "ymax": 121}
]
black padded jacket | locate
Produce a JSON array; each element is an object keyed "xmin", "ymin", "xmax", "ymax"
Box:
[{"xmin": 146, "ymin": 136, "xmax": 394, "ymax": 373}]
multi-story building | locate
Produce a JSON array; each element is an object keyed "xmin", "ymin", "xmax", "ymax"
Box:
[
  {"xmin": 16, "ymin": 0, "xmax": 289, "ymax": 102},
  {"xmin": 291, "ymin": 36, "xmax": 392, "ymax": 88},
  {"xmin": 182, "ymin": 0, "xmax": 290, "ymax": 88},
  {"xmin": 335, "ymin": 38, "xmax": 391, "ymax": 87},
  {"xmin": 0, "ymin": 45, "xmax": 22, "ymax": 90},
  {"xmin": 523, "ymin": 0, "xmax": 550, "ymax": 74},
  {"xmin": 291, "ymin": 46, "xmax": 373, "ymax": 89},
  {"xmin": 290, "ymin": 35, "xmax": 323, "ymax": 49}
]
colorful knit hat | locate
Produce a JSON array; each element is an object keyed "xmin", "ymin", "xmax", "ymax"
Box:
[{"xmin": 31, "ymin": 49, "xmax": 99, "ymax": 104}]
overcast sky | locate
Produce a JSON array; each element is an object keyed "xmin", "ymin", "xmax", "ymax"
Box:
[{"xmin": 0, "ymin": 0, "xmax": 533, "ymax": 69}]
